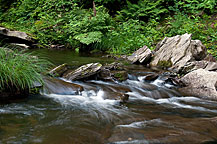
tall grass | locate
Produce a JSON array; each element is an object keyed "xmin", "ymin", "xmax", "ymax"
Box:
[{"xmin": 0, "ymin": 47, "xmax": 50, "ymax": 92}]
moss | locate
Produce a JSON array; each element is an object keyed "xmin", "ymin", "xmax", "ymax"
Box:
[
  {"xmin": 157, "ymin": 60, "xmax": 173, "ymax": 69},
  {"xmin": 113, "ymin": 71, "xmax": 128, "ymax": 81}
]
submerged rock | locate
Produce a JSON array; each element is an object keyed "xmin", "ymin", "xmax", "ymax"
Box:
[
  {"xmin": 179, "ymin": 69, "xmax": 217, "ymax": 100},
  {"xmin": 63, "ymin": 63, "xmax": 102, "ymax": 81},
  {"xmin": 128, "ymin": 45, "xmax": 152, "ymax": 64},
  {"xmin": 103, "ymin": 91, "xmax": 129, "ymax": 103},
  {"xmin": 144, "ymin": 73, "xmax": 159, "ymax": 82},
  {"xmin": 151, "ymin": 33, "xmax": 207, "ymax": 72},
  {"xmin": 43, "ymin": 77, "xmax": 83, "ymax": 95}
]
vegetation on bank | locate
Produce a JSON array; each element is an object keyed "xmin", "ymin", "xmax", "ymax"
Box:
[
  {"xmin": 0, "ymin": 47, "xmax": 50, "ymax": 94},
  {"xmin": 0, "ymin": 0, "xmax": 216, "ymax": 57}
]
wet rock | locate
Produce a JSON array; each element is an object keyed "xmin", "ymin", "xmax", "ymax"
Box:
[
  {"xmin": 111, "ymin": 71, "xmax": 128, "ymax": 81},
  {"xmin": 180, "ymin": 61, "xmax": 217, "ymax": 74},
  {"xmin": 151, "ymin": 33, "xmax": 207, "ymax": 72},
  {"xmin": 43, "ymin": 77, "xmax": 83, "ymax": 95},
  {"xmin": 102, "ymin": 54, "xmax": 128, "ymax": 61},
  {"xmin": 97, "ymin": 69, "xmax": 114, "ymax": 82},
  {"xmin": 63, "ymin": 63, "xmax": 102, "ymax": 81},
  {"xmin": 103, "ymin": 92, "xmax": 129, "ymax": 103},
  {"xmin": 144, "ymin": 73, "xmax": 159, "ymax": 82},
  {"xmin": 48, "ymin": 63, "xmax": 68, "ymax": 77},
  {"xmin": 179, "ymin": 69, "xmax": 217, "ymax": 100},
  {"xmin": 97, "ymin": 62, "xmax": 127, "ymax": 81},
  {"xmin": 128, "ymin": 45, "xmax": 152, "ymax": 64},
  {"xmin": 103, "ymin": 62, "xmax": 125, "ymax": 71},
  {"xmin": 50, "ymin": 44, "xmax": 65, "ymax": 49}
]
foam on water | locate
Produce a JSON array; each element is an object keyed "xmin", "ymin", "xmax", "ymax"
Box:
[
  {"xmin": 151, "ymin": 78, "xmax": 164, "ymax": 87},
  {"xmin": 42, "ymin": 88, "xmax": 131, "ymax": 121},
  {"xmin": 110, "ymin": 140, "xmax": 150, "ymax": 144},
  {"xmin": 126, "ymin": 91, "xmax": 217, "ymax": 114},
  {"xmin": 155, "ymin": 97, "xmax": 217, "ymax": 113},
  {"xmin": 117, "ymin": 119, "xmax": 163, "ymax": 128}
]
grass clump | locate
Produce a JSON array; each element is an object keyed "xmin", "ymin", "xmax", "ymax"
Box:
[{"xmin": 0, "ymin": 47, "xmax": 50, "ymax": 94}]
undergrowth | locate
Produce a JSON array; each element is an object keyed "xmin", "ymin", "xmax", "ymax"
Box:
[{"xmin": 0, "ymin": 0, "xmax": 216, "ymax": 57}]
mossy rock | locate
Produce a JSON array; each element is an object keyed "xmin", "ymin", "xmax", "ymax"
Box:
[
  {"xmin": 157, "ymin": 60, "xmax": 173, "ymax": 69},
  {"xmin": 48, "ymin": 63, "xmax": 68, "ymax": 77},
  {"xmin": 111, "ymin": 71, "xmax": 128, "ymax": 81}
]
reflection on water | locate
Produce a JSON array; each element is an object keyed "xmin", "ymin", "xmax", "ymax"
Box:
[
  {"xmin": 28, "ymin": 48, "xmax": 114, "ymax": 66},
  {"xmin": 1, "ymin": 49, "xmax": 217, "ymax": 144}
]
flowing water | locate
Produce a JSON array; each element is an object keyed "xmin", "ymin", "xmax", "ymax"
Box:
[{"xmin": 1, "ymin": 49, "xmax": 217, "ymax": 144}]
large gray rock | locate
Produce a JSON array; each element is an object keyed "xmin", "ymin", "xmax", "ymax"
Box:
[
  {"xmin": 151, "ymin": 33, "xmax": 207, "ymax": 72},
  {"xmin": 128, "ymin": 45, "xmax": 152, "ymax": 64},
  {"xmin": 0, "ymin": 27, "xmax": 31, "ymax": 41},
  {"xmin": 63, "ymin": 63, "xmax": 102, "ymax": 81},
  {"xmin": 180, "ymin": 61, "xmax": 217, "ymax": 74},
  {"xmin": 179, "ymin": 69, "xmax": 217, "ymax": 100},
  {"xmin": 0, "ymin": 27, "xmax": 34, "ymax": 47}
]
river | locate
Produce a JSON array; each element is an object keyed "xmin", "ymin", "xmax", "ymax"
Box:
[{"xmin": 0, "ymin": 49, "xmax": 217, "ymax": 144}]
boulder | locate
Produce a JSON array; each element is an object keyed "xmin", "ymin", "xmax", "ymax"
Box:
[
  {"xmin": 179, "ymin": 69, "xmax": 217, "ymax": 100},
  {"xmin": 63, "ymin": 63, "xmax": 102, "ymax": 81},
  {"xmin": 0, "ymin": 27, "xmax": 31, "ymax": 40},
  {"xmin": 97, "ymin": 69, "xmax": 113, "ymax": 81},
  {"xmin": 0, "ymin": 27, "xmax": 34, "ymax": 47},
  {"xmin": 128, "ymin": 45, "xmax": 152, "ymax": 64},
  {"xmin": 97, "ymin": 62, "xmax": 127, "ymax": 81},
  {"xmin": 103, "ymin": 62, "xmax": 125, "ymax": 71},
  {"xmin": 180, "ymin": 61, "xmax": 217, "ymax": 74},
  {"xmin": 48, "ymin": 63, "xmax": 68, "ymax": 77},
  {"xmin": 151, "ymin": 33, "xmax": 207, "ymax": 72},
  {"xmin": 111, "ymin": 70, "xmax": 128, "ymax": 81}
]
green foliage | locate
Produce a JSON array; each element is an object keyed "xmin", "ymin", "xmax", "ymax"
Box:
[
  {"xmin": 117, "ymin": 0, "xmax": 170, "ymax": 21},
  {"xmin": 169, "ymin": 0, "xmax": 217, "ymax": 14},
  {"xmin": 74, "ymin": 31, "xmax": 103, "ymax": 45},
  {"xmin": 0, "ymin": 47, "xmax": 50, "ymax": 91},
  {"xmin": 164, "ymin": 13, "xmax": 217, "ymax": 57},
  {"xmin": 67, "ymin": 6, "xmax": 114, "ymax": 46},
  {"xmin": 95, "ymin": 19, "xmax": 146, "ymax": 54},
  {"xmin": 0, "ymin": 0, "xmax": 216, "ymax": 57}
]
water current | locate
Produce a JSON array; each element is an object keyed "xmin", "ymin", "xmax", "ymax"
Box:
[{"xmin": 1, "ymin": 49, "xmax": 217, "ymax": 144}]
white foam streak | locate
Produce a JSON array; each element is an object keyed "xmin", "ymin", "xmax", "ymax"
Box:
[{"xmin": 151, "ymin": 78, "xmax": 164, "ymax": 86}]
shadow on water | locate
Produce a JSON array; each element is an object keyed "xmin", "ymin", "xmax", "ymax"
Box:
[{"xmin": 1, "ymin": 49, "xmax": 217, "ymax": 144}]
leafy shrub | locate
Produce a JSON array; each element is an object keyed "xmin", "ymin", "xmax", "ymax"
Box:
[
  {"xmin": 164, "ymin": 13, "xmax": 216, "ymax": 56},
  {"xmin": 0, "ymin": 47, "xmax": 50, "ymax": 92},
  {"xmin": 117, "ymin": 0, "xmax": 170, "ymax": 21},
  {"xmin": 93, "ymin": 19, "xmax": 146, "ymax": 54},
  {"xmin": 0, "ymin": 0, "xmax": 216, "ymax": 57}
]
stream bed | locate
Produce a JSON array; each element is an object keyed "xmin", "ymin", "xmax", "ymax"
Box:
[{"xmin": 1, "ymin": 49, "xmax": 217, "ymax": 144}]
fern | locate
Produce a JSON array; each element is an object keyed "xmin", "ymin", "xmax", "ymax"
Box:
[{"xmin": 74, "ymin": 31, "xmax": 103, "ymax": 45}]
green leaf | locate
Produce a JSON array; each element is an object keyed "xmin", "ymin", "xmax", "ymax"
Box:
[{"xmin": 74, "ymin": 31, "xmax": 103, "ymax": 45}]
